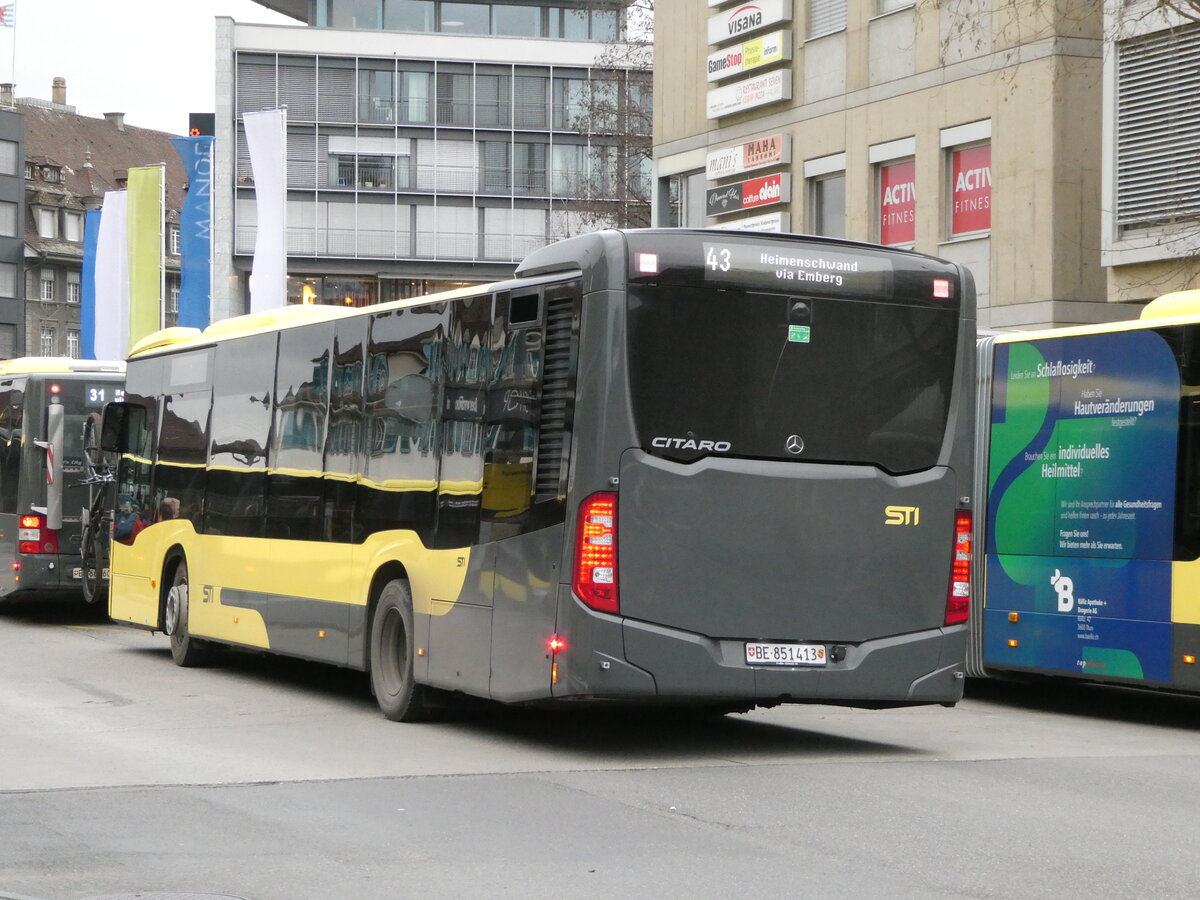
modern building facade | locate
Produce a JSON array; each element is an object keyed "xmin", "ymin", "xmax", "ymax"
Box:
[
  {"xmin": 1102, "ymin": 1, "xmax": 1200, "ymax": 304},
  {"xmin": 0, "ymin": 106, "xmax": 23, "ymax": 358},
  {"xmin": 216, "ymin": 1, "xmax": 650, "ymax": 320},
  {"xmin": 7, "ymin": 79, "xmax": 185, "ymax": 360},
  {"xmin": 652, "ymin": 1, "xmax": 1135, "ymax": 331}
]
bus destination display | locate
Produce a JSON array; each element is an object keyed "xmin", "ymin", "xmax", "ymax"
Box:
[{"xmin": 702, "ymin": 241, "xmax": 892, "ymax": 298}]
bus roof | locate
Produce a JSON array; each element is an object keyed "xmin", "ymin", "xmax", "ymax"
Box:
[
  {"xmin": 0, "ymin": 357, "xmax": 125, "ymax": 376},
  {"xmin": 1140, "ymin": 289, "xmax": 1200, "ymax": 320},
  {"xmin": 129, "ymin": 284, "xmax": 499, "ymax": 358}
]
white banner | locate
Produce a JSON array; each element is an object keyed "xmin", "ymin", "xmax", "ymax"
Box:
[
  {"xmin": 707, "ymin": 0, "xmax": 791, "ymax": 45},
  {"xmin": 707, "ymin": 69, "xmax": 792, "ymax": 119},
  {"xmin": 243, "ymin": 108, "xmax": 288, "ymax": 315},
  {"xmin": 94, "ymin": 191, "xmax": 129, "ymax": 361}
]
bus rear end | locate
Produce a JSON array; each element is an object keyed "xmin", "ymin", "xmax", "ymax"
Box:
[
  {"xmin": 528, "ymin": 231, "xmax": 975, "ymax": 709},
  {"xmin": 0, "ymin": 366, "xmax": 124, "ymax": 599}
]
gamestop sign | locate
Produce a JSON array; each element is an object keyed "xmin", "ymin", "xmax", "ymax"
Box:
[
  {"xmin": 705, "ymin": 173, "xmax": 790, "ymax": 218},
  {"xmin": 706, "ymin": 30, "xmax": 792, "ymax": 82},
  {"xmin": 707, "ymin": 0, "xmax": 792, "ymax": 45},
  {"xmin": 951, "ymin": 144, "xmax": 991, "ymax": 235},
  {"xmin": 707, "ymin": 69, "xmax": 791, "ymax": 119}
]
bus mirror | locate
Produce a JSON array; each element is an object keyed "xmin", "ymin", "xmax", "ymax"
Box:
[{"xmin": 101, "ymin": 403, "xmax": 144, "ymax": 454}]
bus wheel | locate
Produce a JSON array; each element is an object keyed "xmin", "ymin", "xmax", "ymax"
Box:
[
  {"xmin": 369, "ymin": 579, "xmax": 429, "ymax": 722},
  {"xmin": 165, "ymin": 558, "xmax": 208, "ymax": 668}
]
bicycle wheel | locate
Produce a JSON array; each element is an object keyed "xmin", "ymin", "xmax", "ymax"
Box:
[
  {"xmin": 80, "ymin": 519, "xmax": 106, "ymax": 605},
  {"xmin": 81, "ymin": 412, "xmax": 105, "ymax": 479}
]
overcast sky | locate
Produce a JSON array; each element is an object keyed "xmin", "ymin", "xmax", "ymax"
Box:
[{"xmin": 2, "ymin": 0, "xmax": 298, "ymax": 134}]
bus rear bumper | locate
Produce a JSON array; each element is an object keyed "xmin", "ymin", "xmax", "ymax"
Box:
[
  {"xmin": 3, "ymin": 554, "xmax": 80, "ymax": 596},
  {"xmin": 553, "ymin": 594, "xmax": 967, "ymax": 707}
]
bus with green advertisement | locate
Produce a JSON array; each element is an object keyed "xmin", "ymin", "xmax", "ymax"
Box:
[{"xmin": 969, "ymin": 290, "xmax": 1200, "ymax": 693}]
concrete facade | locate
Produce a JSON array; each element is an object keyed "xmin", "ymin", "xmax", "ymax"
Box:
[{"xmin": 653, "ymin": 1, "xmax": 1138, "ymax": 331}]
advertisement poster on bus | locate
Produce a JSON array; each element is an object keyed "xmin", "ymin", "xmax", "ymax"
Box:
[{"xmin": 984, "ymin": 331, "xmax": 1180, "ymax": 681}]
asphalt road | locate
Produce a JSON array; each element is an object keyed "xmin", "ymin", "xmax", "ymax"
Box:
[{"xmin": 2, "ymin": 597, "xmax": 1199, "ymax": 900}]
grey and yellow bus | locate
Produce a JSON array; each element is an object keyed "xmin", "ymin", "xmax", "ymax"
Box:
[
  {"xmin": 0, "ymin": 357, "xmax": 125, "ymax": 600},
  {"xmin": 100, "ymin": 229, "xmax": 976, "ymax": 719},
  {"xmin": 969, "ymin": 290, "xmax": 1200, "ymax": 694}
]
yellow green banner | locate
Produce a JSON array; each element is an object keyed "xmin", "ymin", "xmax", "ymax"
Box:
[{"xmin": 126, "ymin": 165, "xmax": 163, "ymax": 351}]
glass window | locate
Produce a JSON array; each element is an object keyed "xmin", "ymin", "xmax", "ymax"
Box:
[
  {"xmin": 877, "ymin": 0, "xmax": 914, "ymax": 10},
  {"xmin": 0, "ymin": 379, "xmax": 24, "ymax": 514},
  {"xmin": 591, "ymin": 9, "xmax": 618, "ymax": 41},
  {"xmin": 562, "ymin": 7, "xmax": 588, "ymax": 39},
  {"xmin": 385, "ymin": 0, "xmax": 435, "ymax": 30},
  {"xmin": 67, "ymin": 271, "xmax": 81, "ymax": 304},
  {"xmin": 494, "ymin": 4, "xmax": 542, "ymax": 36},
  {"xmin": 359, "ymin": 67, "xmax": 396, "ymax": 123},
  {"xmin": 67, "ymin": 330, "xmax": 81, "ymax": 359},
  {"xmin": 949, "ymin": 143, "xmax": 991, "ymax": 236},
  {"xmin": 40, "ymin": 276, "xmax": 54, "ymax": 302},
  {"xmin": 514, "ymin": 75, "xmax": 547, "ymax": 129},
  {"xmin": 353, "ymin": 0, "xmax": 383, "ymax": 27},
  {"xmin": 436, "ymin": 72, "xmax": 472, "ymax": 126},
  {"xmin": 168, "ymin": 275, "xmax": 180, "ymax": 314},
  {"xmin": 169, "ymin": 225, "xmax": 180, "ymax": 255},
  {"xmin": 207, "ymin": 334, "xmax": 276, "ymax": 538},
  {"xmin": 267, "ymin": 322, "xmax": 333, "ymax": 541},
  {"xmin": 552, "ymin": 77, "xmax": 587, "ymax": 130},
  {"xmin": 0, "ymin": 262, "xmax": 15, "ymax": 298},
  {"xmin": 40, "ymin": 326, "xmax": 55, "ymax": 356},
  {"xmin": 64, "ymin": 211, "xmax": 84, "ymax": 243},
  {"xmin": 0, "ymin": 201, "xmax": 16, "ymax": 237},
  {"xmin": 475, "ymin": 74, "xmax": 511, "ymax": 128},
  {"xmin": 812, "ymin": 173, "xmax": 846, "ymax": 239},
  {"xmin": 326, "ymin": 318, "xmax": 368, "ymax": 542},
  {"xmin": 156, "ymin": 377, "xmax": 210, "ymax": 532},
  {"xmin": 0, "ymin": 139, "xmax": 17, "ymax": 176},
  {"xmin": 440, "ymin": 2, "xmax": 489, "ymax": 33},
  {"xmin": 552, "ymin": 144, "xmax": 587, "ymax": 195},
  {"xmin": 36, "ymin": 208, "xmax": 56, "ymax": 239},
  {"xmin": 627, "ymin": 284, "xmax": 957, "ymax": 473},
  {"xmin": 399, "ymin": 71, "xmax": 431, "ymax": 123}
]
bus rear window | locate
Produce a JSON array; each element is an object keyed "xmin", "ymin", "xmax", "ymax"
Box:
[{"xmin": 626, "ymin": 286, "xmax": 958, "ymax": 473}]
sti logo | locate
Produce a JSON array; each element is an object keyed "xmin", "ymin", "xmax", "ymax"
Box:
[{"xmin": 884, "ymin": 506, "xmax": 920, "ymax": 526}]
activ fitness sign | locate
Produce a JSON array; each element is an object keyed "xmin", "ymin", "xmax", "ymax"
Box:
[
  {"xmin": 706, "ymin": 0, "xmax": 792, "ymax": 45},
  {"xmin": 705, "ymin": 173, "xmax": 790, "ymax": 217}
]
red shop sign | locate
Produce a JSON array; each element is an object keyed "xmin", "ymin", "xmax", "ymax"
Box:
[
  {"xmin": 880, "ymin": 159, "xmax": 915, "ymax": 245},
  {"xmin": 951, "ymin": 144, "xmax": 991, "ymax": 235}
]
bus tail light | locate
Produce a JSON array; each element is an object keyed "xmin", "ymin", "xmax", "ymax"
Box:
[
  {"xmin": 945, "ymin": 511, "xmax": 972, "ymax": 625},
  {"xmin": 18, "ymin": 514, "xmax": 59, "ymax": 555},
  {"xmin": 573, "ymin": 492, "xmax": 618, "ymax": 614}
]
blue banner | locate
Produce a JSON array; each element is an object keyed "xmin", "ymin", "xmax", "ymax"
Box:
[
  {"xmin": 170, "ymin": 136, "xmax": 214, "ymax": 329},
  {"xmin": 81, "ymin": 209, "xmax": 102, "ymax": 359}
]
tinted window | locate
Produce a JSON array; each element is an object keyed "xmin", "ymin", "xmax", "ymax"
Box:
[
  {"xmin": 267, "ymin": 324, "xmax": 333, "ymax": 541},
  {"xmin": 436, "ymin": 295, "xmax": 491, "ymax": 548},
  {"xmin": 207, "ymin": 334, "xmax": 276, "ymax": 537},
  {"xmin": 327, "ymin": 319, "xmax": 368, "ymax": 542},
  {"xmin": 0, "ymin": 380, "xmax": 24, "ymax": 514},
  {"xmin": 157, "ymin": 390, "xmax": 208, "ymax": 531},
  {"xmin": 359, "ymin": 303, "xmax": 446, "ymax": 544},
  {"xmin": 626, "ymin": 286, "xmax": 958, "ymax": 473}
]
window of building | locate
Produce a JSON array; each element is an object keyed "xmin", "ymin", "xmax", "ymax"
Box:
[
  {"xmin": 805, "ymin": 152, "xmax": 846, "ymax": 238},
  {"xmin": 0, "ymin": 201, "xmax": 18, "ymax": 237},
  {"xmin": 870, "ymin": 138, "xmax": 916, "ymax": 246},
  {"xmin": 169, "ymin": 225, "xmax": 181, "ymax": 255},
  {"xmin": 494, "ymin": 4, "xmax": 541, "ymax": 36},
  {"xmin": 1114, "ymin": 24, "xmax": 1200, "ymax": 231},
  {"xmin": 552, "ymin": 143, "xmax": 587, "ymax": 195},
  {"xmin": 41, "ymin": 166, "xmax": 61, "ymax": 183},
  {"xmin": 67, "ymin": 271, "xmax": 81, "ymax": 304},
  {"xmin": 808, "ymin": 0, "xmax": 847, "ymax": 38},
  {"xmin": 0, "ymin": 140, "xmax": 17, "ymax": 176},
  {"xmin": 948, "ymin": 143, "xmax": 991, "ymax": 237},
  {"xmin": 440, "ymin": 2, "xmax": 489, "ymax": 33},
  {"xmin": 436, "ymin": 72, "xmax": 473, "ymax": 126},
  {"xmin": 660, "ymin": 170, "xmax": 707, "ymax": 227},
  {"xmin": 385, "ymin": 0, "xmax": 435, "ymax": 31},
  {"xmin": 399, "ymin": 70, "xmax": 432, "ymax": 123},
  {"xmin": 40, "ymin": 275, "xmax": 55, "ymax": 302},
  {"xmin": 876, "ymin": 0, "xmax": 914, "ymax": 13},
  {"xmin": 168, "ymin": 275, "xmax": 181, "ymax": 315},
  {"xmin": 552, "ymin": 77, "xmax": 587, "ymax": 130},
  {"xmin": 35, "ymin": 207, "xmax": 57, "ymax": 239},
  {"xmin": 40, "ymin": 326, "xmax": 55, "ymax": 356},
  {"xmin": 0, "ymin": 324, "xmax": 15, "ymax": 359},
  {"xmin": 64, "ymin": 210, "xmax": 84, "ymax": 243},
  {"xmin": 0, "ymin": 262, "xmax": 15, "ymax": 298},
  {"xmin": 359, "ymin": 67, "xmax": 396, "ymax": 123},
  {"xmin": 67, "ymin": 330, "xmax": 81, "ymax": 359},
  {"xmin": 476, "ymin": 74, "xmax": 512, "ymax": 128},
  {"xmin": 514, "ymin": 75, "xmax": 548, "ymax": 129}
]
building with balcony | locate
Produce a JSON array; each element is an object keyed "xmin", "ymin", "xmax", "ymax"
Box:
[{"xmin": 217, "ymin": 1, "xmax": 650, "ymax": 320}]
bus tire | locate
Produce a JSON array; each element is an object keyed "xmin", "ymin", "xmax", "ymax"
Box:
[
  {"xmin": 369, "ymin": 579, "xmax": 429, "ymax": 722},
  {"xmin": 165, "ymin": 558, "xmax": 209, "ymax": 668}
]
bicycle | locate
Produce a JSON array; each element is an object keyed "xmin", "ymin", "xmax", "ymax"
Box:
[{"xmin": 78, "ymin": 412, "xmax": 114, "ymax": 605}]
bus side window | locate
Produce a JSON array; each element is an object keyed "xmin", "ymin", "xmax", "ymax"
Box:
[{"xmin": 1175, "ymin": 325, "xmax": 1200, "ymax": 560}]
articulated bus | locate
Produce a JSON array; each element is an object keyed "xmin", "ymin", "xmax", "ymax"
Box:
[
  {"xmin": 100, "ymin": 229, "xmax": 976, "ymax": 720},
  {"xmin": 969, "ymin": 290, "xmax": 1200, "ymax": 694},
  {"xmin": 0, "ymin": 358, "xmax": 125, "ymax": 600}
]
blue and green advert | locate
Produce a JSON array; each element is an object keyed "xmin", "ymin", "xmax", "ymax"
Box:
[{"xmin": 985, "ymin": 331, "xmax": 1179, "ymax": 682}]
